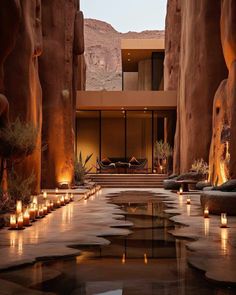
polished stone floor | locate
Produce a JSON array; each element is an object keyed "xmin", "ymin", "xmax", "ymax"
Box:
[{"xmin": 0, "ymin": 188, "xmax": 235, "ymax": 294}]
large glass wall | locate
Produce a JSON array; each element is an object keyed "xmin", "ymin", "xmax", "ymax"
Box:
[
  {"xmin": 101, "ymin": 111, "xmax": 125, "ymax": 159},
  {"xmin": 76, "ymin": 110, "xmax": 176, "ymax": 173},
  {"xmin": 76, "ymin": 111, "xmax": 100, "ymax": 173},
  {"xmin": 126, "ymin": 111, "xmax": 152, "ymax": 171}
]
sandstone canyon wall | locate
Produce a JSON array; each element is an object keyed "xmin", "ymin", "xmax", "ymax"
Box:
[
  {"xmin": 39, "ymin": 0, "xmax": 84, "ymax": 188},
  {"xmin": 0, "ymin": 0, "xmax": 21, "ymax": 127},
  {"xmin": 3, "ymin": 0, "xmax": 43, "ymax": 193},
  {"xmin": 167, "ymin": 0, "xmax": 228, "ymax": 173},
  {"xmin": 164, "ymin": 0, "xmax": 181, "ymax": 91},
  {"xmin": 209, "ymin": 0, "xmax": 236, "ymax": 185}
]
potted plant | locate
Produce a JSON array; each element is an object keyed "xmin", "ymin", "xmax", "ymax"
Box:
[
  {"xmin": 74, "ymin": 152, "xmax": 93, "ymax": 186},
  {"xmin": 154, "ymin": 140, "xmax": 173, "ymax": 174}
]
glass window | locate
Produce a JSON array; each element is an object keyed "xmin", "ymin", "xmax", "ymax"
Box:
[
  {"xmin": 101, "ymin": 111, "xmax": 125, "ymax": 160},
  {"xmin": 126, "ymin": 111, "xmax": 152, "ymax": 171},
  {"xmin": 76, "ymin": 111, "xmax": 100, "ymax": 173}
]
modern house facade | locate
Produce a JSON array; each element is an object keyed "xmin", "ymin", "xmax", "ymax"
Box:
[{"xmin": 76, "ymin": 39, "xmax": 177, "ymax": 173}]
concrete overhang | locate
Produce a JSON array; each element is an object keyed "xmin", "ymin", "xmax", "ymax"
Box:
[
  {"xmin": 121, "ymin": 39, "xmax": 165, "ymax": 72},
  {"xmin": 76, "ymin": 90, "xmax": 177, "ymax": 110}
]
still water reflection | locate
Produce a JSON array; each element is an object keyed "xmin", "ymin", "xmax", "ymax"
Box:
[{"xmin": 1, "ymin": 191, "xmax": 235, "ymax": 295}]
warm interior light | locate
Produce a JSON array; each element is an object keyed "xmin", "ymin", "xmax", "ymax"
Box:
[
  {"xmin": 43, "ymin": 192, "xmax": 47, "ymax": 199},
  {"xmin": 186, "ymin": 197, "xmax": 191, "ymax": 205}
]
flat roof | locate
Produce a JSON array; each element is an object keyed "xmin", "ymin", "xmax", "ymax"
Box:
[
  {"xmin": 121, "ymin": 39, "xmax": 165, "ymax": 72},
  {"xmin": 121, "ymin": 39, "xmax": 165, "ymax": 50},
  {"xmin": 76, "ymin": 90, "xmax": 176, "ymax": 110}
]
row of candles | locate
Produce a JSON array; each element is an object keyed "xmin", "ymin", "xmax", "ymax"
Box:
[
  {"xmin": 178, "ymin": 187, "xmax": 228, "ymax": 228},
  {"xmin": 10, "ymin": 193, "xmax": 74, "ymax": 230},
  {"xmin": 9, "ymin": 185, "xmax": 102, "ymax": 230}
]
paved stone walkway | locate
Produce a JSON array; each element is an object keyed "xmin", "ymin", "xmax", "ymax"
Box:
[{"xmin": 0, "ymin": 187, "xmax": 235, "ymax": 285}]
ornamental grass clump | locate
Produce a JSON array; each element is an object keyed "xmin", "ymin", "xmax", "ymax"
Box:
[
  {"xmin": 191, "ymin": 158, "xmax": 209, "ymax": 176},
  {"xmin": 74, "ymin": 152, "xmax": 93, "ymax": 185}
]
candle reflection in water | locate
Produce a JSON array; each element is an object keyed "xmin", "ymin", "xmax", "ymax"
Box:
[
  {"xmin": 61, "ymin": 203, "xmax": 74, "ymax": 231},
  {"xmin": 221, "ymin": 228, "xmax": 228, "ymax": 256},
  {"xmin": 186, "ymin": 204, "xmax": 191, "ymax": 216},
  {"xmin": 10, "ymin": 231, "xmax": 23, "ymax": 256},
  {"xmin": 122, "ymin": 253, "xmax": 126, "ymax": 264},
  {"xmin": 204, "ymin": 218, "xmax": 210, "ymax": 236}
]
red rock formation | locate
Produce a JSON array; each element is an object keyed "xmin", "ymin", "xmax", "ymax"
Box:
[
  {"xmin": 0, "ymin": 0, "xmax": 21, "ymax": 125},
  {"xmin": 3, "ymin": 0, "xmax": 42, "ymax": 193},
  {"xmin": 209, "ymin": 0, "xmax": 236, "ymax": 184},
  {"xmin": 164, "ymin": 0, "xmax": 181, "ymax": 91},
  {"xmin": 39, "ymin": 0, "xmax": 84, "ymax": 188},
  {"xmin": 173, "ymin": 0, "xmax": 227, "ymax": 173}
]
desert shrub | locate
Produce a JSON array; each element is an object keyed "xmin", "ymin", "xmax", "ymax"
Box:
[{"xmin": 191, "ymin": 158, "xmax": 209, "ymax": 175}]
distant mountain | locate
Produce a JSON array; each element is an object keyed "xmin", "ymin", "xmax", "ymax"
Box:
[{"xmin": 84, "ymin": 19, "xmax": 165, "ymax": 90}]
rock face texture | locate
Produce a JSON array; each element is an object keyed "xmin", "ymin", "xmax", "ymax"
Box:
[
  {"xmin": 171, "ymin": 0, "xmax": 228, "ymax": 173},
  {"xmin": 3, "ymin": 0, "xmax": 43, "ymax": 193},
  {"xmin": 0, "ymin": 0, "xmax": 21, "ymax": 130},
  {"xmin": 209, "ymin": 0, "xmax": 236, "ymax": 185},
  {"xmin": 164, "ymin": 0, "xmax": 181, "ymax": 91},
  {"xmin": 39, "ymin": 0, "xmax": 84, "ymax": 188},
  {"xmin": 84, "ymin": 19, "xmax": 164, "ymax": 90}
]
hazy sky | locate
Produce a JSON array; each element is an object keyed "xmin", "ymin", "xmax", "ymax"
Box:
[{"xmin": 81, "ymin": 0, "xmax": 167, "ymax": 33}]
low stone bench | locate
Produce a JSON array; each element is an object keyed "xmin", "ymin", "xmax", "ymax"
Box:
[
  {"xmin": 163, "ymin": 179, "xmax": 181, "ymax": 190},
  {"xmin": 201, "ymin": 191, "xmax": 236, "ymax": 215}
]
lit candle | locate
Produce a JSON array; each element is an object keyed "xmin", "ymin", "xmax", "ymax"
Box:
[
  {"xmin": 160, "ymin": 165, "xmax": 163, "ymax": 173},
  {"xmin": 43, "ymin": 191, "xmax": 47, "ymax": 199},
  {"xmin": 65, "ymin": 194, "xmax": 69, "ymax": 203},
  {"xmin": 178, "ymin": 187, "xmax": 183, "ymax": 195},
  {"xmin": 70, "ymin": 194, "xmax": 74, "ymax": 202},
  {"xmin": 57, "ymin": 199, "xmax": 61, "ymax": 208},
  {"xmin": 221, "ymin": 213, "xmax": 228, "ymax": 228},
  {"xmin": 46, "ymin": 200, "xmax": 51, "ymax": 212},
  {"xmin": 10, "ymin": 214, "xmax": 17, "ymax": 229},
  {"xmin": 55, "ymin": 188, "xmax": 59, "ymax": 194},
  {"xmin": 186, "ymin": 197, "xmax": 191, "ymax": 205},
  {"xmin": 32, "ymin": 196, "xmax": 38, "ymax": 205},
  {"xmin": 37, "ymin": 205, "xmax": 43, "ymax": 217},
  {"xmin": 122, "ymin": 253, "xmax": 126, "ymax": 264},
  {"xmin": 29, "ymin": 205, "xmax": 36, "ymax": 221},
  {"xmin": 60, "ymin": 196, "xmax": 65, "ymax": 206},
  {"xmin": 23, "ymin": 209, "xmax": 30, "ymax": 226},
  {"xmin": 16, "ymin": 200, "xmax": 22, "ymax": 215},
  {"xmin": 50, "ymin": 201, "xmax": 54, "ymax": 210},
  {"xmin": 43, "ymin": 205, "xmax": 48, "ymax": 215},
  {"xmin": 204, "ymin": 207, "xmax": 209, "ymax": 218},
  {"xmin": 17, "ymin": 213, "xmax": 24, "ymax": 229},
  {"xmin": 144, "ymin": 253, "xmax": 148, "ymax": 264}
]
